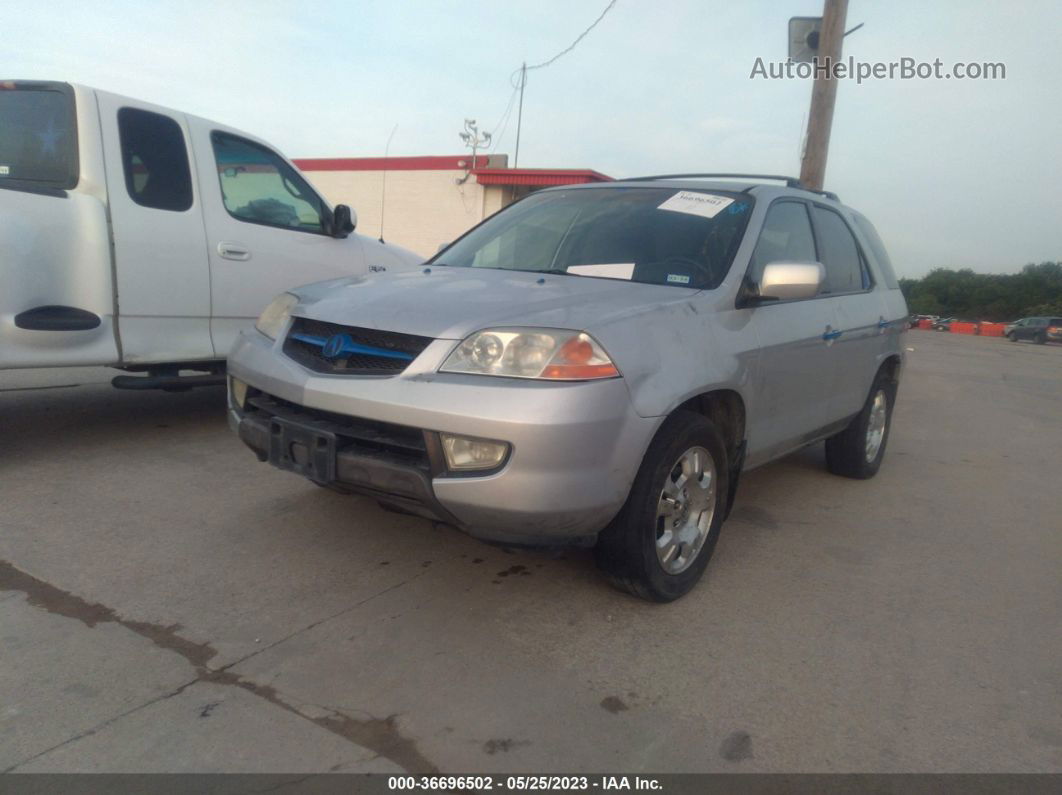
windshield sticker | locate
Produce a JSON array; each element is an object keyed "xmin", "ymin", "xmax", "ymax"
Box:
[
  {"xmin": 666, "ymin": 273, "xmax": 691, "ymax": 284},
  {"xmin": 657, "ymin": 191, "xmax": 734, "ymax": 219},
  {"xmin": 567, "ymin": 263, "xmax": 635, "ymax": 280}
]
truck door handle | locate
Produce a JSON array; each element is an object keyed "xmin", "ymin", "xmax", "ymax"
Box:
[
  {"xmin": 823, "ymin": 326, "xmax": 843, "ymax": 342},
  {"xmin": 218, "ymin": 242, "xmax": 251, "ymax": 261}
]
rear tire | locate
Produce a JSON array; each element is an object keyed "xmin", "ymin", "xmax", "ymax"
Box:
[
  {"xmin": 594, "ymin": 411, "xmax": 729, "ymax": 602},
  {"xmin": 825, "ymin": 369, "xmax": 897, "ymax": 479}
]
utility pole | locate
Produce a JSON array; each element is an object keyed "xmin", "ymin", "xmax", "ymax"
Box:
[
  {"xmin": 799, "ymin": 0, "xmax": 848, "ymax": 191},
  {"xmin": 514, "ymin": 63, "xmax": 526, "ymax": 167}
]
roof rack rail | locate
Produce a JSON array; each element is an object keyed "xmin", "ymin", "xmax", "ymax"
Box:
[{"xmin": 616, "ymin": 173, "xmax": 805, "ymax": 188}]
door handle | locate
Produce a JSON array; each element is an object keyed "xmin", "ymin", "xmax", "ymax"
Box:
[
  {"xmin": 217, "ymin": 242, "xmax": 251, "ymax": 261},
  {"xmin": 823, "ymin": 325, "xmax": 843, "ymax": 342}
]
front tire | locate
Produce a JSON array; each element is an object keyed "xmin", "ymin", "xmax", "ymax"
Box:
[
  {"xmin": 595, "ymin": 411, "xmax": 729, "ymax": 602},
  {"xmin": 1007, "ymin": 332, "xmax": 1018, "ymax": 342},
  {"xmin": 825, "ymin": 370, "xmax": 897, "ymax": 479}
]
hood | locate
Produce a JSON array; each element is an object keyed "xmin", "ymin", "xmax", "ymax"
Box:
[{"xmin": 294, "ymin": 266, "xmax": 696, "ymax": 340}]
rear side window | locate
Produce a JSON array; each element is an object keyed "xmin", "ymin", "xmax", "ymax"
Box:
[
  {"xmin": 812, "ymin": 206, "xmax": 868, "ymax": 294},
  {"xmin": 0, "ymin": 84, "xmax": 78, "ymax": 190},
  {"xmin": 211, "ymin": 132, "xmax": 326, "ymax": 233},
  {"xmin": 750, "ymin": 201, "xmax": 817, "ymax": 283},
  {"xmin": 118, "ymin": 108, "xmax": 193, "ymax": 211},
  {"xmin": 851, "ymin": 212, "xmax": 899, "ymax": 289}
]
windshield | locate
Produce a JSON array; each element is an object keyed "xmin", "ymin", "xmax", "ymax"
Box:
[
  {"xmin": 435, "ymin": 187, "xmax": 753, "ymax": 290},
  {"xmin": 0, "ymin": 84, "xmax": 78, "ymax": 190}
]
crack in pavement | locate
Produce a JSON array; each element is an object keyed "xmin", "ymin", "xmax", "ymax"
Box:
[{"xmin": 0, "ymin": 558, "xmax": 438, "ymax": 775}]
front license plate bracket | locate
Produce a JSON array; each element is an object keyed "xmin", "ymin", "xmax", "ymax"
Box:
[{"xmin": 267, "ymin": 417, "xmax": 337, "ymax": 483}]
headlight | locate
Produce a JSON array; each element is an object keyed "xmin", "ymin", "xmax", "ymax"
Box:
[
  {"xmin": 440, "ymin": 328, "xmax": 619, "ymax": 380},
  {"xmin": 255, "ymin": 293, "xmax": 298, "ymax": 340}
]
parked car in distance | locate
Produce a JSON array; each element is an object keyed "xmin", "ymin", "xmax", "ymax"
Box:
[
  {"xmin": 909, "ymin": 313, "xmax": 938, "ymax": 328},
  {"xmin": 1006, "ymin": 317, "xmax": 1062, "ymax": 344},
  {"xmin": 0, "ymin": 80, "xmax": 420, "ymax": 390},
  {"xmin": 228, "ymin": 174, "xmax": 908, "ymax": 601},
  {"xmin": 931, "ymin": 317, "xmax": 956, "ymax": 331}
]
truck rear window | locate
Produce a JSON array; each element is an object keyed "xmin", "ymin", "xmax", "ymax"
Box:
[{"xmin": 0, "ymin": 83, "xmax": 78, "ymax": 190}]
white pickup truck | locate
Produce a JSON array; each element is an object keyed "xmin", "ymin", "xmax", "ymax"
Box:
[{"xmin": 0, "ymin": 80, "xmax": 420, "ymax": 389}]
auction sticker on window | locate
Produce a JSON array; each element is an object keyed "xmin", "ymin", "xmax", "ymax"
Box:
[
  {"xmin": 567, "ymin": 263, "xmax": 635, "ymax": 280},
  {"xmin": 657, "ymin": 191, "xmax": 733, "ymax": 219}
]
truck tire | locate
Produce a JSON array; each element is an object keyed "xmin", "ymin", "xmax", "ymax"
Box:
[
  {"xmin": 825, "ymin": 369, "xmax": 897, "ymax": 479},
  {"xmin": 594, "ymin": 411, "xmax": 729, "ymax": 602}
]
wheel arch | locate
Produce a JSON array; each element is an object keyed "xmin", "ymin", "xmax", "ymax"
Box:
[
  {"xmin": 673, "ymin": 389, "xmax": 747, "ymax": 459},
  {"xmin": 878, "ymin": 353, "xmax": 902, "ymax": 385}
]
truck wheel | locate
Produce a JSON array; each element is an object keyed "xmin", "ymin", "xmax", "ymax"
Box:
[
  {"xmin": 825, "ymin": 370, "xmax": 897, "ymax": 479},
  {"xmin": 594, "ymin": 411, "xmax": 729, "ymax": 602}
]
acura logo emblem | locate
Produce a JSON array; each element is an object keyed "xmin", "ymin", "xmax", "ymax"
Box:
[{"xmin": 322, "ymin": 333, "xmax": 351, "ymax": 358}]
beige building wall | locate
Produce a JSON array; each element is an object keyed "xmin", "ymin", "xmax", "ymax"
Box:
[
  {"xmin": 301, "ymin": 163, "xmax": 515, "ymax": 258},
  {"xmin": 295, "ymin": 155, "xmax": 608, "ymax": 259}
]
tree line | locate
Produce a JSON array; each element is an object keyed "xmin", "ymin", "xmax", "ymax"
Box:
[{"xmin": 899, "ymin": 262, "xmax": 1062, "ymax": 322}]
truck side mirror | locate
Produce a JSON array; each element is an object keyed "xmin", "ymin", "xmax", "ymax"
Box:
[{"xmin": 331, "ymin": 204, "xmax": 356, "ymax": 238}]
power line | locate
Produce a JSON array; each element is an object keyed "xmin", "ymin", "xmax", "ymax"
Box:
[
  {"xmin": 525, "ymin": 0, "xmax": 617, "ymax": 71},
  {"xmin": 488, "ymin": 84, "xmax": 520, "ymax": 152},
  {"xmin": 482, "ymin": 0, "xmax": 618, "ymax": 166},
  {"xmin": 508, "ymin": 0, "xmax": 617, "ymax": 166}
]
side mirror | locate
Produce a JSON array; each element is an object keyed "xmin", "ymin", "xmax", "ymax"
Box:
[
  {"xmin": 331, "ymin": 204, "xmax": 356, "ymax": 238},
  {"xmin": 757, "ymin": 262, "xmax": 825, "ymax": 302}
]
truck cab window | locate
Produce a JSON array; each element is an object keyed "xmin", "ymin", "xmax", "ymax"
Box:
[
  {"xmin": 211, "ymin": 132, "xmax": 325, "ymax": 233},
  {"xmin": 0, "ymin": 85, "xmax": 78, "ymax": 190},
  {"xmin": 118, "ymin": 108, "xmax": 193, "ymax": 212}
]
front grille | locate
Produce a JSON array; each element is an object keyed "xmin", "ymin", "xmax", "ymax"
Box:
[
  {"xmin": 246, "ymin": 391, "xmax": 430, "ymax": 469},
  {"xmin": 283, "ymin": 317, "xmax": 433, "ymax": 375}
]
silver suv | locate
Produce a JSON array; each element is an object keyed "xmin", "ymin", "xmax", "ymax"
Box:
[{"xmin": 228, "ymin": 174, "xmax": 907, "ymax": 601}]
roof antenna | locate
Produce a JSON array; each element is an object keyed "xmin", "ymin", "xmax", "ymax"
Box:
[{"xmin": 379, "ymin": 123, "xmax": 397, "ymax": 243}]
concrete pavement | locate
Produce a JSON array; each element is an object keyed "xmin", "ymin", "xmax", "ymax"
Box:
[{"xmin": 1, "ymin": 332, "xmax": 1059, "ymax": 772}]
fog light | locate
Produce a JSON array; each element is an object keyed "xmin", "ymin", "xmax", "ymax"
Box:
[
  {"xmin": 440, "ymin": 433, "xmax": 509, "ymax": 472},
  {"xmin": 230, "ymin": 377, "xmax": 249, "ymax": 410}
]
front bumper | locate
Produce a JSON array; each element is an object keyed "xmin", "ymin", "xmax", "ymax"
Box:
[{"xmin": 228, "ymin": 330, "xmax": 659, "ymax": 546}]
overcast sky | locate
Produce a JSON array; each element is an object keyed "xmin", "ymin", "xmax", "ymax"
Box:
[{"xmin": 8, "ymin": 0, "xmax": 1060, "ymax": 277}]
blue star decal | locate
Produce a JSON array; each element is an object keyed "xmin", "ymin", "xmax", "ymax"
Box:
[{"xmin": 37, "ymin": 118, "xmax": 62, "ymax": 156}]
